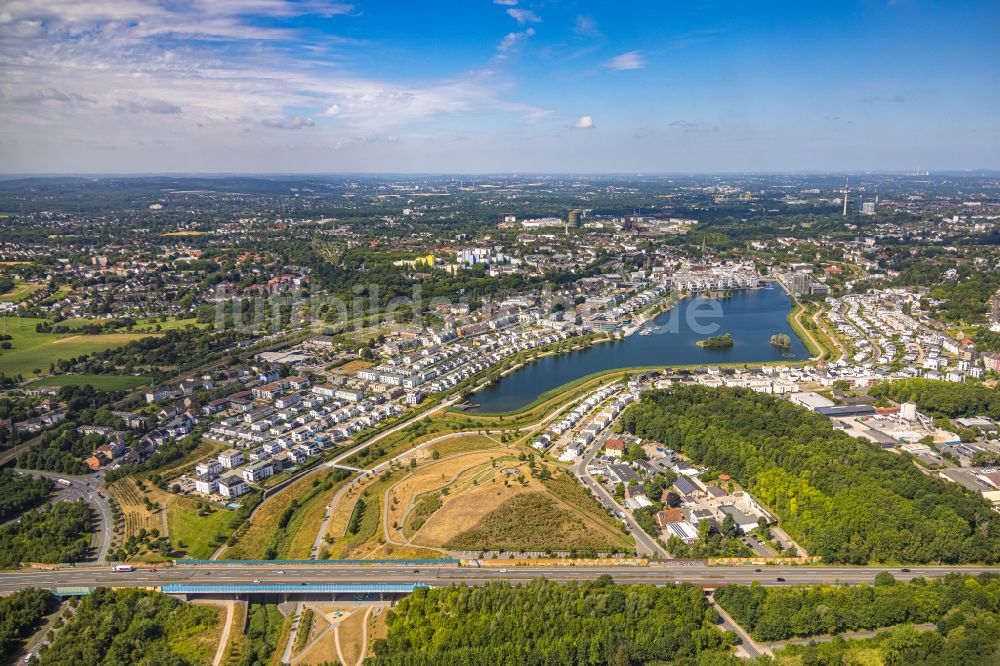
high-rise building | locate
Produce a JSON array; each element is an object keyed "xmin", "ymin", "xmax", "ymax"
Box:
[
  {"xmin": 861, "ymin": 201, "xmax": 876, "ymax": 215},
  {"xmin": 568, "ymin": 209, "xmax": 582, "ymax": 227},
  {"xmin": 791, "ymin": 272, "xmax": 810, "ymax": 296}
]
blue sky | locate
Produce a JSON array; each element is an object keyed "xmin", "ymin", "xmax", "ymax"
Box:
[{"xmin": 0, "ymin": 0, "xmax": 997, "ymax": 172}]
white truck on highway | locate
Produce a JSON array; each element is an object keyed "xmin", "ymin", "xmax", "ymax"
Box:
[
  {"xmin": 57, "ymin": 478, "xmax": 72, "ymax": 487},
  {"xmin": 112, "ymin": 565, "xmax": 134, "ymax": 572}
]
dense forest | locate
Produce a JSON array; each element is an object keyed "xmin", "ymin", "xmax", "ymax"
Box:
[
  {"xmin": 870, "ymin": 378, "xmax": 1000, "ymax": 420},
  {"xmin": 891, "ymin": 261, "xmax": 1000, "ymax": 324},
  {"xmin": 927, "ymin": 271, "xmax": 1000, "ymax": 324},
  {"xmin": 619, "ymin": 386, "xmax": 1000, "ymax": 564},
  {"xmin": 0, "ymin": 471, "xmax": 52, "ymax": 521},
  {"xmin": 0, "ymin": 587, "xmax": 54, "ymax": 661},
  {"xmin": 369, "ymin": 578, "xmax": 737, "ymax": 666},
  {"xmin": 716, "ymin": 573, "xmax": 1000, "ymax": 642},
  {"xmin": 34, "ymin": 588, "xmax": 219, "ymax": 666},
  {"xmin": 0, "ymin": 500, "xmax": 92, "ymax": 566},
  {"xmin": 765, "ymin": 576, "xmax": 1000, "ymax": 666}
]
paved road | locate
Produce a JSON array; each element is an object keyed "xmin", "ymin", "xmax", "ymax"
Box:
[
  {"xmin": 14, "ymin": 469, "xmax": 115, "ymax": 562},
  {"xmin": 573, "ymin": 429, "xmax": 667, "ymax": 558},
  {"xmin": 4, "ymin": 564, "xmax": 995, "ymax": 594},
  {"xmin": 708, "ymin": 592, "xmax": 766, "ymax": 658},
  {"xmin": 811, "ymin": 305, "xmax": 846, "ymax": 362},
  {"xmin": 306, "ymin": 397, "xmax": 467, "ymax": 558}
]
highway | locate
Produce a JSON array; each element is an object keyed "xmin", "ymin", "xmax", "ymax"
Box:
[{"xmin": 3, "ymin": 563, "xmax": 998, "ymax": 594}]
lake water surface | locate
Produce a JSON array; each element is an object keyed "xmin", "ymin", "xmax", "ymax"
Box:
[{"xmin": 469, "ymin": 284, "xmax": 807, "ymax": 412}]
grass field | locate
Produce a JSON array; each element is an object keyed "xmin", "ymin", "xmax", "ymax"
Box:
[
  {"xmin": 329, "ymin": 359, "xmax": 372, "ymax": 375},
  {"xmin": 166, "ymin": 493, "xmax": 237, "ymax": 560},
  {"xmin": 0, "ymin": 281, "xmax": 44, "ymax": 302},
  {"xmin": 171, "ymin": 602, "xmax": 224, "ymax": 665},
  {"xmin": 283, "ymin": 474, "xmax": 354, "ymax": 559},
  {"xmin": 424, "ymin": 434, "xmax": 499, "ymax": 459},
  {"xmin": 0, "ymin": 315, "xmax": 157, "ymax": 377},
  {"xmin": 321, "ymin": 468, "xmax": 440, "ymax": 560},
  {"xmin": 444, "ymin": 491, "xmax": 628, "ymax": 552},
  {"xmin": 224, "ymin": 467, "xmax": 349, "ymax": 560},
  {"xmin": 387, "ymin": 449, "xmax": 518, "ymax": 544},
  {"xmin": 107, "ymin": 439, "xmax": 232, "ymax": 560},
  {"xmin": 110, "ymin": 470, "xmax": 237, "ymax": 560},
  {"xmin": 133, "ymin": 316, "xmax": 208, "ymax": 333},
  {"xmin": 336, "ymin": 606, "xmax": 368, "ymax": 665},
  {"xmin": 377, "ymin": 444, "xmax": 631, "ymax": 554},
  {"xmin": 219, "ymin": 601, "xmax": 248, "ymax": 666},
  {"xmin": 27, "ymin": 374, "xmax": 152, "ymax": 390}
]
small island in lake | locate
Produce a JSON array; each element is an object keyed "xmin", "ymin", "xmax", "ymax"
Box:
[
  {"xmin": 696, "ymin": 333, "xmax": 734, "ymax": 349},
  {"xmin": 770, "ymin": 333, "xmax": 792, "ymax": 349}
]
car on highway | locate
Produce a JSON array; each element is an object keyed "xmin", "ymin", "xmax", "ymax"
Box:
[
  {"xmin": 149, "ymin": 568, "xmax": 157, "ymax": 572},
  {"xmin": 775, "ymin": 577, "xmax": 786, "ymax": 582},
  {"xmin": 253, "ymin": 579, "xmax": 261, "ymax": 583},
  {"xmin": 901, "ymin": 568, "xmax": 911, "ymax": 573},
  {"xmin": 499, "ymin": 569, "xmax": 507, "ymax": 573},
  {"xmin": 754, "ymin": 569, "xmax": 761, "ymax": 573},
  {"xmin": 276, "ymin": 570, "xmax": 285, "ymax": 575}
]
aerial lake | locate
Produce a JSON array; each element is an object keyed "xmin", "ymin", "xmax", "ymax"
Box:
[{"xmin": 469, "ymin": 284, "xmax": 808, "ymax": 412}]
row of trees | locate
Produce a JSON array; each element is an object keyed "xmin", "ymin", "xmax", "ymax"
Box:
[
  {"xmin": 619, "ymin": 386, "xmax": 1000, "ymax": 564},
  {"xmin": 716, "ymin": 572, "xmax": 1000, "ymax": 642},
  {"xmin": 370, "ymin": 578, "xmax": 737, "ymax": 666},
  {"xmin": 870, "ymin": 378, "xmax": 1000, "ymax": 420},
  {"xmin": 0, "ymin": 500, "xmax": 92, "ymax": 566},
  {"xmin": 0, "ymin": 470, "xmax": 52, "ymax": 521}
]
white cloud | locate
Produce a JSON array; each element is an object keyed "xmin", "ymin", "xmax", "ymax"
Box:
[
  {"xmin": 0, "ymin": 0, "xmax": 557, "ymax": 170},
  {"xmin": 261, "ymin": 116, "xmax": 315, "ymax": 129},
  {"xmin": 574, "ymin": 115, "xmax": 594, "ymax": 129},
  {"xmin": 495, "ymin": 28, "xmax": 535, "ymax": 59},
  {"xmin": 604, "ymin": 51, "xmax": 645, "ymax": 71},
  {"xmin": 114, "ymin": 99, "xmax": 182, "ymax": 114},
  {"xmin": 493, "ymin": 0, "xmax": 518, "ymax": 5},
  {"xmin": 0, "ymin": 0, "xmax": 357, "ymax": 46},
  {"xmin": 507, "ymin": 8, "xmax": 540, "ymax": 24}
]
